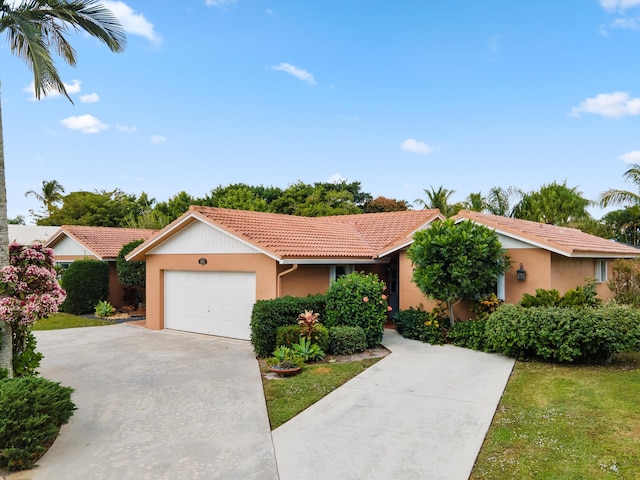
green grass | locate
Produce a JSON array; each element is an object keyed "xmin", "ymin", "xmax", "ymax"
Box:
[
  {"xmin": 472, "ymin": 352, "xmax": 640, "ymax": 479},
  {"xmin": 32, "ymin": 313, "xmax": 112, "ymax": 330},
  {"xmin": 262, "ymin": 358, "xmax": 381, "ymax": 429}
]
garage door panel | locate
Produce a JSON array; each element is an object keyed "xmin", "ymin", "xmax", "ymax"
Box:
[{"xmin": 164, "ymin": 271, "xmax": 256, "ymax": 340}]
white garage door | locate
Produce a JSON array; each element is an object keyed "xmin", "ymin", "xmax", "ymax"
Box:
[{"xmin": 164, "ymin": 271, "xmax": 256, "ymax": 340}]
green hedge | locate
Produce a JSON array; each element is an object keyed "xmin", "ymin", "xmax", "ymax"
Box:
[
  {"xmin": 486, "ymin": 304, "xmax": 640, "ymax": 363},
  {"xmin": 0, "ymin": 377, "xmax": 76, "ymax": 471},
  {"xmin": 394, "ymin": 307, "xmax": 448, "ymax": 345},
  {"xmin": 250, "ymin": 295, "xmax": 325, "ymax": 358},
  {"xmin": 61, "ymin": 260, "xmax": 109, "ymax": 314},
  {"xmin": 327, "ymin": 326, "xmax": 367, "ymax": 355},
  {"xmin": 447, "ymin": 319, "xmax": 489, "ymax": 351}
]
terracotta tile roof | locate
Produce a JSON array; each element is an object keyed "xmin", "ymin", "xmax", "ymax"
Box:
[
  {"xmin": 187, "ymin": 207, "xmax": 443, "ymax": 259},
  {"xmin": 454, "ymin": 210, "xmax": 640, "ymax": 258},
  {"xmin": 47, "ymin": 226, "xmax": 157, "ymax": 260}
]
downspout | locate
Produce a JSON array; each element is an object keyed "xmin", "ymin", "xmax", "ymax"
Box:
[{"xmin": 277, "ymin": 264, "xmax": 298, "ymax": 298}]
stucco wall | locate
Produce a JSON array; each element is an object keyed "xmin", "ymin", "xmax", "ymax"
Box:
[
  {"xmin": 551, "ymin": 255, "xmax": 613, "ymax": 300},
  {"xmin": 144, "ymin": 253, "xmax": 278, "ymax": 330},
  {"xmin": 278, "ymin": 265, "xmax": 330, "ymax": 297},
  {"xmin": 398, "ymin": 250, "xmax": 439, "ymax": 312},
  {"xmin": 503, "ymin": 248, "xmax": 552, "ymax": 304}
]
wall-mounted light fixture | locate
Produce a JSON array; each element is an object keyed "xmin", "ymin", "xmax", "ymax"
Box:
[
  {"xmin": 198, "ymin": 257, "xmax": 207, "ymax": 266},
  {"xmin": 516, "ymin": 263, "xmax": 526, "ymax": 281}
]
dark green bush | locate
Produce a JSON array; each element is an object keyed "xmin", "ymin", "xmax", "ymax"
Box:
[
  {"xmin": 485, "ymin": 304, "xmax": 632, "ymax": 363},
  {"xmin": 448, "ymin": 319, "xmax": 489, "ymax": 351},
  {"xmin": 61, "ymin": 260, "xmax": 109, "ymax": 314},
  {"xmin": 0, "ymin": 376, "xmax": 76, "ymax": 471},
  {"xmin": 250, "ymin": 294, "xmax": 325, "ymax": 357},
  {"xmin": 394, "ymin": 307, "xmax": 428, "ymax": 339},
  {"xmin": 311, "ymin": 324, "xmax": 329, "ymax": 352},
  {"xmin": 327, "ymin": 326, "xmax": 367, "ymax": 355},
  {"xmin": 518, "ymin": 281, "xmax": 601, "ymax": 309},
  {"xmin": 325, "ymin": 272, "xmax": 388, "ymax": 348},
  {"xmin": 275, "ymin": 325, "xmax": 302, "ymax": 348},
  {"xmin": 394, "ymin": 307, "xmax": 449, "ymax": 345}
]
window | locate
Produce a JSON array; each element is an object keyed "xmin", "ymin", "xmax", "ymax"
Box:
[
  {"xmin": 595, "ymin": 260, "xmax": 607, "ymax": 283},
  {"xmin": 330, "ymin": 265, "xmax": 354, "ymax": 283},
  {"xmin": 496, "ymin": 274, "xmax": 505, "ymax": 300}
]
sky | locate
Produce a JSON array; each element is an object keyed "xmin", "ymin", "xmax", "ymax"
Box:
[{"xmin": 2, "ymin": 0, "xmax": 640, "ymax": 223}]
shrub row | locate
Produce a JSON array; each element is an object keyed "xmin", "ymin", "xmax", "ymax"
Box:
[
  {"xmin": 250, "ymin": 295, "xmax": 326, "ymax": 358},
  {"xmin": 0, "ymin": 377, "xmax": 76, "ymax": 471},
  {"xmin": 395, "ymin": 304, "xmax": 640, "ymax": 364},
  {"xmin": 274, "ymin": 324, "xmax": 366, "ymax": 355},
  {"xmin": 393, "ymin": 307, "xmax": 449, "ymax": 345},
  {"xmin": 486, "ymin": 304, "xmax": 640, "ymax": 363}
]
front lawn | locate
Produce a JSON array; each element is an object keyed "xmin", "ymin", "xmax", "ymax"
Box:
[
  {"xmin": 262, "ymin": 358, "xmax": 381, "ymax": 429},
  {"xmin": 472, "ymin": 352, "xmax": 640, "ymax": 479},
  {"xmin": 32, "ymin": 313, "xmax": 112, "ymax": 330}
]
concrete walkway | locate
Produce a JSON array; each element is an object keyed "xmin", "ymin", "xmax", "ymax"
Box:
[{"xmin": 272, "ymin": 330, "xmax": 515, "ymax": 480}]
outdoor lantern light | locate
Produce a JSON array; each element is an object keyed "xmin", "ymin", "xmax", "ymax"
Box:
[
  {"xmin": 198, "ymin": 257, "xmax": 207, "ymax": 266},
  {"xmin": 516, "ymin": 263, "xmax": 526, "ymax": 281}
]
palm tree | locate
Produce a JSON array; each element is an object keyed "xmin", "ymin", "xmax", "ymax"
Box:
[
  {"xmin": 0, "ymin": 0, "xmax": 125, "ymax": 376},
  {"xmin": 600, "ymin": 163, "xmax": 640, "ymax": 208},
  {"xmin": 415, "ymin": 185, "xmax": 463, "ymax": 217},
  {"xmin": 25, "ymin": 179, "xmax": 65, "ymax": 215}
]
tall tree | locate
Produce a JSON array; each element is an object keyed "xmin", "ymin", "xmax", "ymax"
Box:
[
  {"xmin": 511, "ymin": 181, "xmax": 591, "ymax": 226},
  {"xmin": 25, "ymin": 179, "xmax": 65, "ymax": 218},
  {"xmin": 0, "ymin": 0, "xmax": 125, "ymax": 374},
  {"xmin": 600, "ymin": 163, "xmax": 640, "ymax": 208}
]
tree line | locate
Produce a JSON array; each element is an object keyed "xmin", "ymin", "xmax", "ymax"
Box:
[{"xmin": 17, "ymin": 168, "xmax": 640, "ymax": 248}]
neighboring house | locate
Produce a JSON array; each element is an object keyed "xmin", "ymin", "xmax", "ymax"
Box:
[
  {"xmin": 8, "ymin": 225, "xmax": 60, "ymax": 245},
  {"xmin": 127, "ymin": 206, "xmax": 640, "ymax": 341},
  {"xmin": 453, "ymin": 210, "xmax": 640, "ymax": 305},
  {"xmin": 127, "ymin": 206, "xmax": 444, "ymax": 340},
  {"xmin": 46, "ymin": 226, "xmax": 157, "ymax": 308}
]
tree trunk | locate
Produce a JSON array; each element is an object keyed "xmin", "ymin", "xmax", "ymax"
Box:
[
  {"xmin": 0, "ymin": 88, "xmax": 14, "ymax": 377},
  {"xmin": 447, "ymin": 300, "xmax": 455, "ymax": 327}
]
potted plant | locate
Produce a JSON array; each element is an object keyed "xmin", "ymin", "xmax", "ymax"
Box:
[{"xmin": 267, "ymin": 346, "xmax": 304, "ymax": 376}]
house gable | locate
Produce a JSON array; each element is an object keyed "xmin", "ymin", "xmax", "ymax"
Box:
[
  {"xmin": 51, "ymin": 235, "xmax": 99, "ymax": 259},
  {"xmin": 496, "ymin": 233, "xmax": 536, "ymax": 249},
  {"xmin": 148, "ymin": 220, "xmax": 262, "ymax": 255}
]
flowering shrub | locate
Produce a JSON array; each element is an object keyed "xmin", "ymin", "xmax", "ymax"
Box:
[
  {"xmin": 0, "ymin": 244, "xmax": 66, "ymax": 328},
  {"xmin": 324, "ymin": 271, "xmax": 388, "ymax": 348},
  {"xmin": 0, "ymin": 244, "xmax": 66, "ymax": 377}
]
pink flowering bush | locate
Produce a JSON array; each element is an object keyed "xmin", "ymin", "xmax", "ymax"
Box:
[
  {"xmin": 0, "ymin": 244, "xmax": 66, "ymax": 377},
  {"xmin": 0, "ymin": 244, "xmax": 66, "ymax": 327}
]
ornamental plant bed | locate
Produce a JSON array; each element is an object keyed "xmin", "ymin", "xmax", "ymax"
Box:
[{"xmin": 259, "ymin": 345, "xmax": 389, "ymax": 380}]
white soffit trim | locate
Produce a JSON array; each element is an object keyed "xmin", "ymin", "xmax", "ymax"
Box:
[{"xmin": 279, "ymin": 258, "xmax": 389, "ymax": 265}]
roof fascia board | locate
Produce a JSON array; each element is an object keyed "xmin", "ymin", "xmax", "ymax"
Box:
[{"xmin": 279, "ymin": 258, "xmax": 389, "ymax": 265}]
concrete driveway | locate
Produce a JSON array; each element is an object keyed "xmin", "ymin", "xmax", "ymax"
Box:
[{"xmin": 6, "ymin": 324, "xmax": 278, "ymax": 480}]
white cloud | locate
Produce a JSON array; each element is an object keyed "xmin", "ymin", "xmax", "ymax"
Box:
[
  {"xmin": 61, "ymin": 114, "xmax": 109, "ymax": 134},
  {"xmin": 401, "ymin": 138, "xmax": 434, "ymax": 155},
  {"xmin": 599, "ymin": 0, "xmax": 640, "ymax": 11},
  {"xmin": 79, "ymin": 93, "xmax": 99, "ymax": 103},
  {"xmin": 620, "ymin": 150, "xmax": 640, "ymax": 163},
  {"xmin": 151, "ymin": 135, "xmax": 167, "ymax": 144},
  {"xmin": 327, "ymin": 173, "xmax": 346, "ymax": 183},
  {"xmin": 23, "ymin": 79, "xmax": 81, "ymax": 100},
  {"xmin": 270, "ymin": 63, "xmax": 316, "ymax": 85},
  {"xmin": 102, "ymin": 1, "xmax": 160, "ymax": 43},
  {"xmin": 206, "ymin": 0, "xmax": 237, "ymax": 7},
  {"xmin": 569, "ymin": 91, "xmax": 640, "ymax": 118},
  {"xmin": 116, "ymin": 124, "xmax": 137, "ymax": 132}
]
